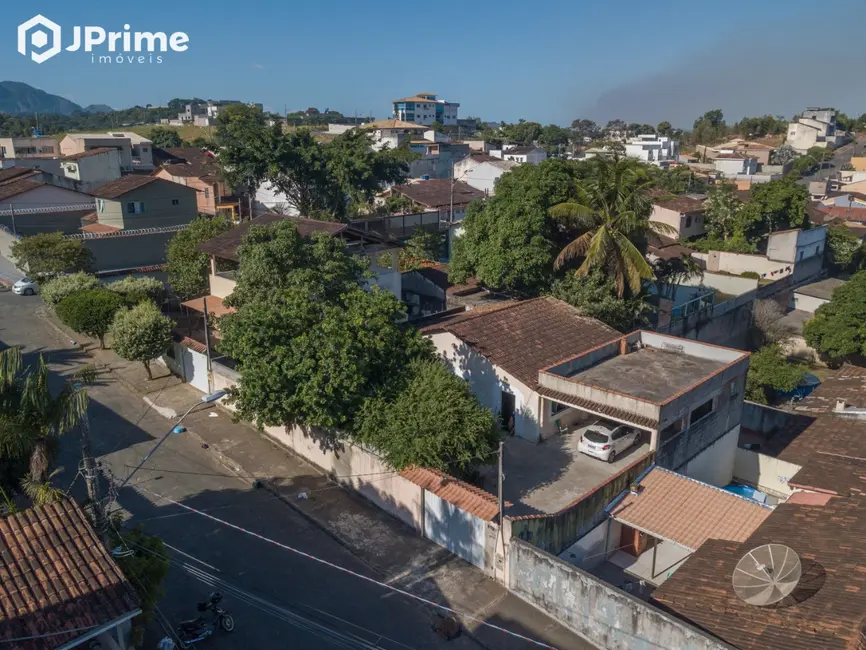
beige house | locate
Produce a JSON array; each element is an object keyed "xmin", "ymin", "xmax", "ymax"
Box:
[
  {"xmin": 60, "ymin": 132, "xmax": 154, "ymax": 171},
  {"xmin": 0, "ymin": 136, "xmax": 58, "ymax": 160},
  {"xmin": 697, "ymin": 139, "xmax": 775, "ymax": 166},
  {"xmin": 90, "ymin": 175, "xmax": 198, "ymax": 231},
  {"xmin": 650, "ymin": 195, "xmax": 707, "ymax": 239},
  {"xmin": 152, "ymin": 148, "xmax": 231, "ymax": 215}
]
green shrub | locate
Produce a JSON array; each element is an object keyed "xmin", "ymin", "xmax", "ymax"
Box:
[
  {"xmin": 40, "ymin": 272, "xmax": 101, "ymax": 307},
  {"xmin": 106, "ymin": 276, "xmax": 166, "ymax": 305},
  {"xmin": 740, "ymin": 271, "xmax": 760, "ymax": 279},
  {"xmin": 111, "ymin": 301, "xmax": 173, "ymax": 380},
  {"xmin": 56, "ymin": 289, "xmax": 126, "ymax": 348}
]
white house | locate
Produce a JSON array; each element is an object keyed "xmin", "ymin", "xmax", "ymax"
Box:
[
  {"xmin": 392, "ymin": 93, "xmax": 459, "ymax": 126},
  {"xmin": 421, "ymin": 296, "xmax": 751, "ymax": 487},
  {"xmin": 713, "ymin": 154, "xmax": 759, "ymax": 177},
  {"xmin": 452, "ymin": 154, "xmax": 518, "ymax": 196},
  {"xmin": 650, "ymin": 195, "xmax": 707, "ymax": 240},
  {"xmin": 490, "ymin": 145, "xmax": 547, "ymax": 165},
  {"xmin": 786, "ymin": 108, "xmax": 844, "ymax": 153},
  {"xmin": 59, "ymin": 147, "xmax": 122, "ymax": 191},
  {"xmin": 624, "ymin": 135, "xmax": 679, "ymax": 166},
  {"xmin": 59, "ymin": 132, "xmax": 154, "ymax": 172},
  {"xmin": 359, "ymin": 119, "xmax": 428, "ymax": 151}
]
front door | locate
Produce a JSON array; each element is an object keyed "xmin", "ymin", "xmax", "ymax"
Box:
[{"xmin": 500, "ymin": 391, "xmax": 516, "ymax": 435}]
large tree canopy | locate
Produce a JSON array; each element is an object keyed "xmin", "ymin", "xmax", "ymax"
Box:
[
  {"xmin": 216, "ymin": 106, "xmax": 410, "ymax": 221},
  {"xmin": 165, "ymin": 216, "xmax": 231, "ymax": 300},
  {"xmin": 9, "ymin": 233, "xmax": 93, "ymax": 276},
  {"xmin": 745, "ymin": 344, "xmax": 806, "ymax": 405},
  {"xmin": 218, "ymin": 221, "xmax": 432, "ymax": 431},
  {"xmin": 449, "ymin": 159, "xmax": 588, "ymax": 294},
  {"xmin": 803, "ymin": 271, "xmax": 866, "ymax": 365}
]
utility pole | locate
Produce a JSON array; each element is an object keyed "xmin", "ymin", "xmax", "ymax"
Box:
[
  {"xmin": 497, "ymin": 441, "xmax": 505, "ymax": 552},
  {"xmin": 9, "ymin": 204, "xmax": 16, "ymax": 237},
  {"xmin": 77, "ymin": 384, "xmax": 106, "ymax": 542},
  {"xmin": 202, "ymin": 296, "xmax": 213, "ymax": 393}
]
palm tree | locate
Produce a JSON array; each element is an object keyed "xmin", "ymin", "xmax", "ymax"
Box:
[
  {"xmin": 548, "ymin": 155, "xmax": 676, "ymax": 297},
  {"xmin": 0, "ymin": 347, "xmax": 94, "ymax": 501}
]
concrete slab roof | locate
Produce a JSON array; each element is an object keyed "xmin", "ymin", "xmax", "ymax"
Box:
[{"xmin": 569, "ymin": 347, "xmax": 729, "ymax": 404}]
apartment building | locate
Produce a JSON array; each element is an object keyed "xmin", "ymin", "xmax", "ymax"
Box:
[
  {"xmin": 0, "ymin": 136, "xmax": 59, "ymax": 160},
  {"xmin": 59, "ymin": 132, "xmax": 154, "ymax": 171},
  {"xmin": 392, "ymin": 93, "xmax": 459, "ymax": 126}
]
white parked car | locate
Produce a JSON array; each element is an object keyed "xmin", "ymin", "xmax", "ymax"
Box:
[
  {"xmin": 12, "ymin": 277, "xmax": 38, "ymax": 296},
  {"xmin": 577, "ymin": 421, "xmax": 641, "ymax": 463}
]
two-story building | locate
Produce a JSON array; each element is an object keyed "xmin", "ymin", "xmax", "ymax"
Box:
[
  {"xmin": 392, "ymin": 93, "xmax": 459, "ymax": 126},
  {"xmin": 490, "ymin": 146, "xmax": 547, "ymax": 165},
  {"xmin": 152, "ymin": 148, "xmax": 232, "ymax": 215},
  {"xmin": 60, "ymin": 132, "xmax": 154, "ymax": 172},
  {"xmin": 453, "ymin": 154, "xmax": 518, "ymax": 196},
  {"xmin": 649, "ymin": 195, "xmax": 707, "ymax": 240},
  {"xmin": 0, "ymin": 136, "xmax": 59, "ymax": 160},
  {"xmin": 59, "ymin": 147, "xmax": 122, "ymax": 191},
  {"xmin": 786, "ymin": 108, "xmax": 844, "ymax": 153},
  {"xmin": 360, "ymin": 119, "xmax": 429, "ymax": 152},
  {"xmin": 89, "ymin": 176, "xmax": 198, "ymax": 231},
  {"xmin": 423, "ymin": 297, "xmax": 750, "ymax": 489},
  {"xmin": 383, "ymin": 179, "xmax": 485, "ymax": 223},
  {"xmin": 624, "ymin": 135, "xmax": 679, "ymax": 166}
]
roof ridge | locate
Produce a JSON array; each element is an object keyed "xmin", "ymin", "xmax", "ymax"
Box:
[{"xmin": 651, "ymin": 467, "xmax": 774, "ymax": 509}]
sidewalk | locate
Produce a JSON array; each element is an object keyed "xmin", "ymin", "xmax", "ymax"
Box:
[{"xmin": 41, "ymin": 310, "xmax": 595, "ymax": 650}]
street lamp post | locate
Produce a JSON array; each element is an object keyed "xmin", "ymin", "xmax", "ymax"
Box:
[
  {"xmin": 449, "ymin": 165, "xmax": 475, "ymax": 224},
  {"xmin": 119, "ymin": 389, "xmax": 227, "ymax": 489}
]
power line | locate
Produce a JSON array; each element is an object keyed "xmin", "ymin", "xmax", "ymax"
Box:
[
  {"xmin": 132, "ymin": 484, "xmax": 558, "ymax": 649},
  {"xmin": 0, "ymin": 624, "xmax": 98, "ymax": 645}
]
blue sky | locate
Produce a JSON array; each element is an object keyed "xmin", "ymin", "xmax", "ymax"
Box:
[{"xmin": 3, "ymin": 0, "xmax": 865, "ymax": 126}]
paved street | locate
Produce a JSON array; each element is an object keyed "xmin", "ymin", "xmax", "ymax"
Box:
[
  {"xmin": 0, "ymin": 290, "xmax": 487, "ymax": 650},
  {"xmin": 797, "ymin": 138, "xmax": 866, "ymax": 186}
]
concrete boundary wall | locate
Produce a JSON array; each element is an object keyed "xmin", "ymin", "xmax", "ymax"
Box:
[{"xmin": 509, "ymin": 539, "xmax": 734, "ymax": 650}]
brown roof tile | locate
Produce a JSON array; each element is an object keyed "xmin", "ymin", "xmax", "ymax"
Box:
[
  {"xmin": 61, "ymin": 147, "xmax": 117, "ymax": 162},
  {"xmin": 89, "ymin": 174, "xmax": 161, "ymax": 199},
  {"xmin": 181, "ymin": 295, "xmax": 235, "ymax": 317},
  {"xmin": 653, "ymin": 196, "xmax": 706, "ymax": 214},
  {"xmin": 79, "ymin": 222, "xmax": 121, "ymax": 233},
  {"xmin": 391, "ymin": 179, "xmax": 486, "ymax": 209},
  {"xmin": 399, "ymin": 467, "xmax": 501, "ymax": 520},
  {"xmin": 424, "ymin": 297, "xmax": 620, "ymax": 388},
  {"xmin": 610, "ymin": 467, "xmax": 772, "ymax": 550},
  {"xmin": 197, "ymin": 213, "xmax": 346, "ymax": 261},
  {"xmin": 0, "ymin": 500, "xmax": 139, "ymax": 650},
  {"xmin": 0, "ymin": 167, "xmax": 39, "ymax": 185},
  {"xmin": 0, "ymin": 178, "xmax": 45, "ymax": 202}
]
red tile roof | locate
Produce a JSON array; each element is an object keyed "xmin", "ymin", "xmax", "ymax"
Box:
[
  {"xmin": 0, "ymin": 500, "xmax": 139, "ymax": 650},
  {"xmin": 610, "ymin": 467, "xmax": 772, "ymax": 550},
  {"xmin": 816, "ymin": 205, "xmax": 866, "ymax": 221},
  {"xmin": 391, "ymin": 179, "xmax": 486, "ymax": 209},
  {"xmin": 400, "ymin": 467, "xmax": 502, "ymax": 520},
  {"xmin": 61, "ymin": 147, "xmax": 117, "ymax": 161},
  {"xmin": 422, "ymin": 297, "xmax": 621, "ymax": 388},
  {"xmin": 182, "ymin": 295, "xmax": 235, "ymax": 318},
  {"xmin": 80, "ymin": 222, "xmax": 121, "ymax": 233},
  {"xmin": 653, "ymin": 196, "xmax": 706, "ymax": 213}
]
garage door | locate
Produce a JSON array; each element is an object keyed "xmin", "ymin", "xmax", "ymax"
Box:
[{"xmin": 423, "ymin": 490, "xmax": 486, "ymax": 569}]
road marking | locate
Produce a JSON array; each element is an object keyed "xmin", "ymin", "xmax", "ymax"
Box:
[{"xmin": 163, "ymin": 542, "xmax": 222, "ymax": 572}]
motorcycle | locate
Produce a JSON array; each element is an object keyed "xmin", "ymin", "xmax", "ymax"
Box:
[{"xmin": 171, "ymin": 592, "xmax": 235, "ymax": 648}]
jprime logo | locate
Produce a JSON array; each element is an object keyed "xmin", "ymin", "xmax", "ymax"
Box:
[{"xmin": 17, "ymin": 14, "xmax": 189, "ymax": 65}]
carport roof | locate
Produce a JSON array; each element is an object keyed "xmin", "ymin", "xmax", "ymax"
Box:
[
  {"xmin": 537, "ymin": 386, "xmax": 659, "ymax": 430},
  {"xmin": 610, "ymin": 467, "xmax": 772, "ymax": 551}
]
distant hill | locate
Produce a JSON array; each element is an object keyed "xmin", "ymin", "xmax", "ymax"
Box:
[
  {"xmin": 0, "ymin": 81, "xmax": 82, "ymax": 115},
  {"xmin": 83, "ymin": 104, "xmax": 114, "ymax": 114}
]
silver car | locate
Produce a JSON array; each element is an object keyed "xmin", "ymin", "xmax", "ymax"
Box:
[
  {"xmin": 577, "ymin": 421, "xmax": 641, "ymax": 463},
  {"xmin": 12, "ymin": 277, "xmax": 38, "ymax": 296}
]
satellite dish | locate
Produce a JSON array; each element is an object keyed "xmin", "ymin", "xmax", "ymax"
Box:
[{"xmin": 732, "ymin": 544, "xmax": 801, "ymax": 606}]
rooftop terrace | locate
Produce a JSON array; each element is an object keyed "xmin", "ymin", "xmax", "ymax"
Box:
[{"xmin": 569, "ymin": 347, "xmax": 729, "ymax": 404}]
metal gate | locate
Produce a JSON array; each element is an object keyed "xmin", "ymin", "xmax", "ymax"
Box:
[{"xmin": 423, "ymin": 491, "xmax": 486, "ymax": 569}]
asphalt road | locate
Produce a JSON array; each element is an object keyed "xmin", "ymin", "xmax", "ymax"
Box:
[
  {"xmin": 797, "ymin": 138, "xmax": 866, "ymax": 186},
  {"xmin": 0, "ymin": 290, "xmax": 472, "ymax": 650}
]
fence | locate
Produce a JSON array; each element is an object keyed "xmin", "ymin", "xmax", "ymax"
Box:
[
  {"xmin": 509, "ymin": 539, "xmax": 734, "ymax": 650},
  {"xmin": 350, "ymin": 211, "xmax": 444, "ymax": 239},
  {"xmin": 509, "ymin": 453, "xmax": 654, "ymax": 556}
]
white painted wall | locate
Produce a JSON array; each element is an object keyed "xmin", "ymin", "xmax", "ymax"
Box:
[
  {"xmin": 254, "ymin": 182, "xmax": 300, "ymax": 215},
  {"xmin": 733, "ymin": 449, "xmax": 802, "ymax": 498},
  {"xmin": 208, "ymin": 272, "xmax": 236, "ymax": 299},
  {"xmin": 429, "ymin": 331, "xmax": 541, "ymax": 441},
  {"xmin": 454, "ymin": 160, "xmax": 512, "ymax": 196},
  {"xmin": 792, "ymin": 293, "xmax": 828, "ymax": 313},
  {"xmin": 559, "ymin": 519, "xmax": 622, "ymax": 570},
  {"xmin": 679, "ymin": 425, "xmax": 739, "ymax": 487},
  {"xmin": 680, "ymin": 271, "xmax": 758, "ymax": 295},
  {"xmin": 707, "ymin": 251, "xmax": 793, "ymax": 279},
  {"xmin": 650, "ymin": 205, "xmax": 706, "ymax": 239}
]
